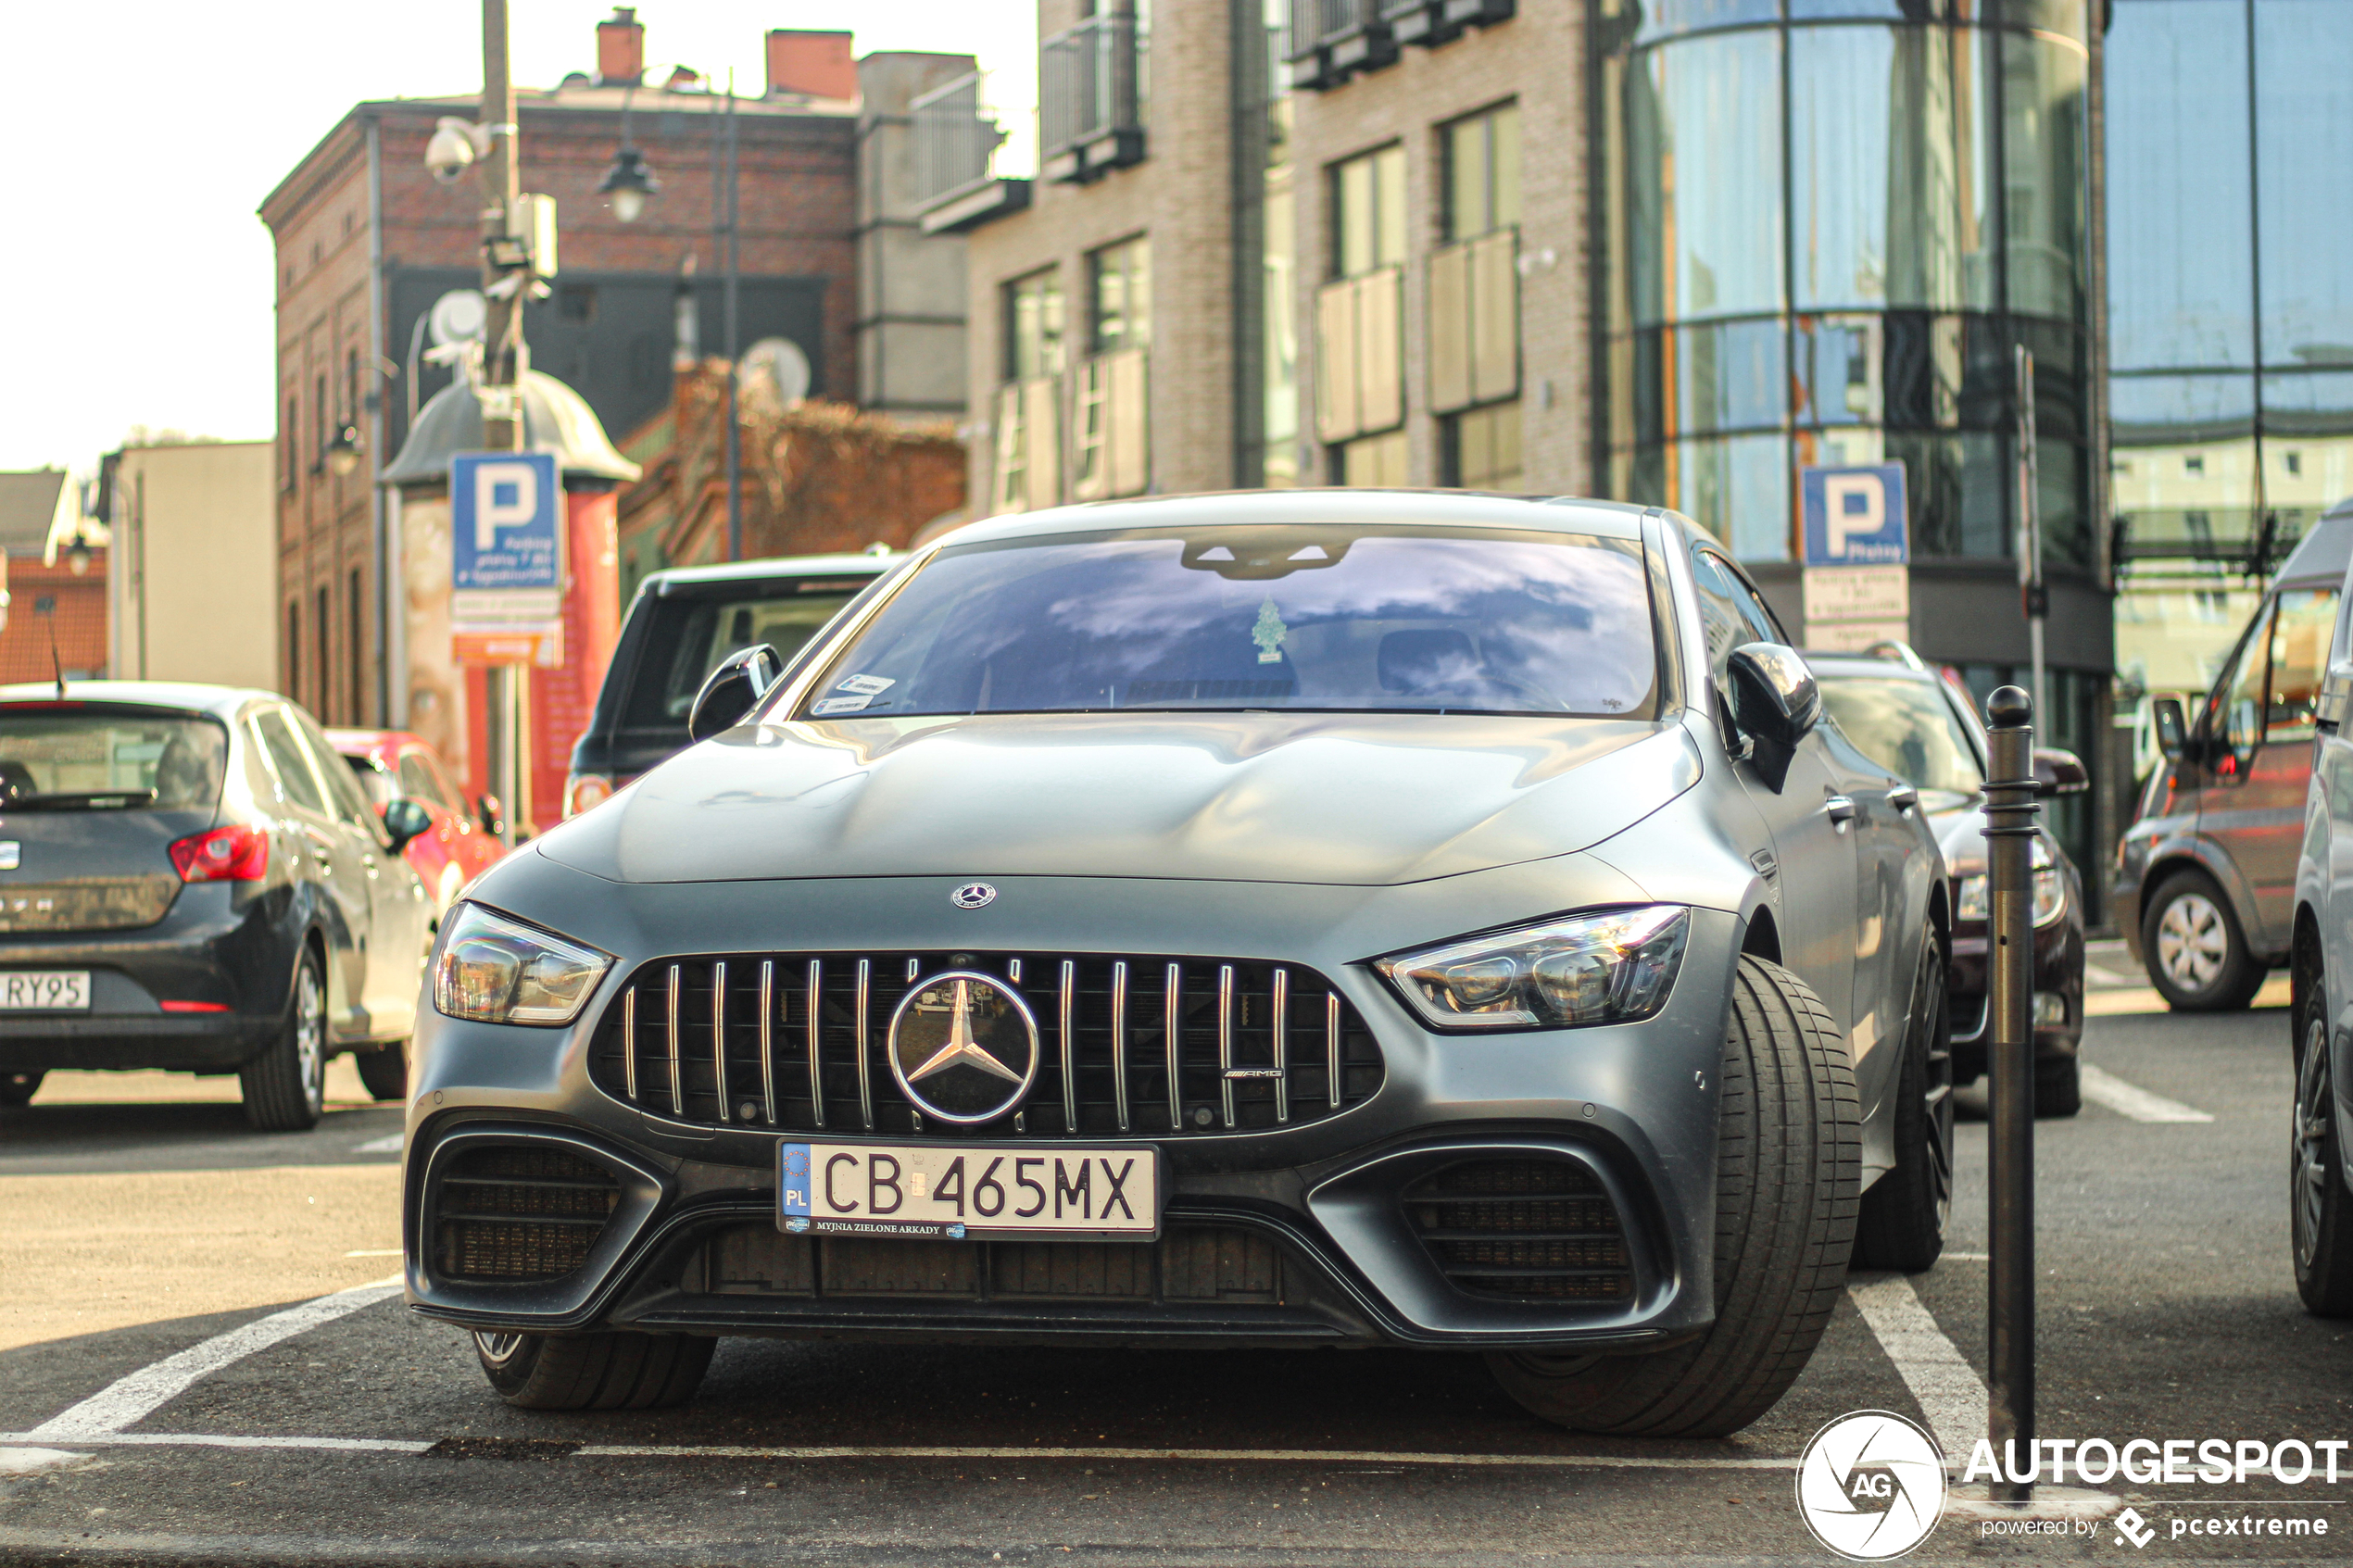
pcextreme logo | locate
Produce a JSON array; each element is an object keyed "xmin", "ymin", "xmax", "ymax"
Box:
[{"xmin": 1795, "ymin": 1411, "xmax": 1949, "ymax": 1560}]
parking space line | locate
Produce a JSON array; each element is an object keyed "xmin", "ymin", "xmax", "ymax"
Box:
[
  {"xmin": 25, "ymin": 1275, "xmax": 402, "ymax": 1441},
  {"xmin": 0, "ymin": 1432, "xmax": 1792, "ymax": 1467},
  {"xmin": 1846, "ymin": 1272, "xmax": 1986, "ymax": 1461},
  {"xmin": 352, "ymin": 1135, "xmax": 404, "ymax": 1154},
  {"xmin": 2079, "ymin": 1064, "xmax": 2216, "ymax": 1123}
]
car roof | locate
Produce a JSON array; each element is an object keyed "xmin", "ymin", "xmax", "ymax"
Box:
[
  {"xmin": 324, "ymin": 728, "xmax": 426, "ymax": 757},
  {"xmin": 935, "ymin": 489, "xmax": 1653, "ymax": 549},
  {"xmin": 642, "ymin": 551, "xmax": 899, "ymax": 596},
  {"xmin": 0, "ymin": 681, "xmax": 283, "ymax": 719}
]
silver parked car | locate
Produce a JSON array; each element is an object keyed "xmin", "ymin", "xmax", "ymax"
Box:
[{"xmin": 404, "ymin": 491, "xmax": 1950, "ymax": 1437}]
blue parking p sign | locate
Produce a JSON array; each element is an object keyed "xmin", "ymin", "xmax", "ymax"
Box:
[
  {"xmin": 1801, "ymin": 463, "xmax": 1909, "ymax": 568},
  {"xmin": 450, "ymin": 452, "xmax": 560, "ymax": 592}
]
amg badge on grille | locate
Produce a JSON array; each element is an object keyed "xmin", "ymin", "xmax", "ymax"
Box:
[
  {"xmin": 950, "ymin": 882, "xmax": 997, "ymax": 909},
  {"xmin": 887, "ymin": 972, "xmax": 1038, "ymax": 1123}
]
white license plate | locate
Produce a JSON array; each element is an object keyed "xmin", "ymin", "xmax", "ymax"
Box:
[
  {"xmin": 778, "ymin": 1141, "xmax": 1159, "ymax": 1240},
  {"xmin": 0, "ymin": 972, "xmax": 89, "ymax": 1010}
]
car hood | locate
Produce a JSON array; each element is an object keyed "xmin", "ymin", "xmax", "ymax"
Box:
[
  {"xmin": 1931, "ymin": 798, "xmax": 2068, "ymax": 877},
  {"xmin": 535, "ymin": 711, "xmax": 1704, "ymax": 888}
]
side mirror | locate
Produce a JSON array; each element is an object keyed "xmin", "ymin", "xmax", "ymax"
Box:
[
  {"xmin": 1725, "ymin": 643, "xmax": 1821, "ymax": 794},
  {"xmin": 2151, "ymin": 696, "xmax": 2186, "ymax": 760},
  {"xmin": 475, "ymin": 793, "xmax": 505, "ymax": 838},
  {"xmin": 688, "ymin": 643, "xmax": 785, "ymax": 743},
  {"xmin": 381, "ymin": 797, "xmax": 434, "ymax": 854},
  {"xmin": 2031, "ymin": 746, "xmax": 2091, "ymax": 797}
]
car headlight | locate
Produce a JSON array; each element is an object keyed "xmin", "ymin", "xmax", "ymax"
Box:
[
  {"xmin": 1956, "ymin": 842, "xmax": 2065, "ymax": 927},
  {"xmin": 1375, "ymin": 907, "xmax": 1689, "ymax": 1032},
  {"xmin": 433, "ymin": 903, "xmax": 613, "ymax": 1026}
]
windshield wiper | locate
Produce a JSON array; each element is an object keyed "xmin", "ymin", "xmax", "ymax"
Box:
[{"xmin": 0, "ymin": 789, "xmax": 159, "ymax": 810}]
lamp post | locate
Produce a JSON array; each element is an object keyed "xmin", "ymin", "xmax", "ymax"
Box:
[{"xmin": 597, "ymin": 85, "xmax": 661, "ymax": 222}]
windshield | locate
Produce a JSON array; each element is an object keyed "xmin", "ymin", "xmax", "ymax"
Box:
[
  {"xmin": 1817, "ymin": 675, "xmax": 1984, "ymax": 805},
  {"xmin": 623, "ymin": 585, "xmax": 868, "ymax": 729},
  {"xmin": 793, "ymin": 525, "xmax": 1659, "ymax": 721},
  {"xmin": 0, "ymin": 709, "xmax": 228, "ymax": 809}
]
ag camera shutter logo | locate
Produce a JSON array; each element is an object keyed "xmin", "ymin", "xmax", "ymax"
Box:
[{"xmin": 1795, "ymin": 1410, "xmax": 1947, "ymax": 1560}]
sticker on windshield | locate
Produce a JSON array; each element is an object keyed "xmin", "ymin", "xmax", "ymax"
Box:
[
  {"xmin": 811, "ymin": 695, "xmax": 874, "ymax": 716},
  {"xmin": 1252, "ymin": 597, "xmax": 1289, "ymax": 665},
  {"xmin": 837, "ymin": 673, "xmax": 895, "ymax": 696}
]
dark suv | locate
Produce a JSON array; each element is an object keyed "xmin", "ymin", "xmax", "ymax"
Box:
[
  {"xmin": 0, "ymin": 684, "xmax": 433, "ymax": 1126},
  {"xmin": 562, "ymin": 552, "xmax": 900, "ymax": 818}
]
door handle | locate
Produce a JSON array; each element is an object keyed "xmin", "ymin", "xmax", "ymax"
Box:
[
  {"xmin": 1887, "ymin": 785, "xmax": 1919, "ymax": 813},
  {"xmin": 1825, "ymin": 795, "xmax": 1858, "ymax": 825}
]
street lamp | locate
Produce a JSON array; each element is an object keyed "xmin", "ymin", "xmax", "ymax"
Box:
[
  {"xmin": 598, "ymin": 82, "xmax": 661, "ymax": 223},
  {"xmin": 63, "ymin": 538, "xmax": 92, "ymax": 577},
  {"xmin": 326, "ymin": 423, "xmax": 366, "ymax": 477}
]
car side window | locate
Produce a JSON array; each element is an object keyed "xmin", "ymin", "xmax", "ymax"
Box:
[
  {"xmin": 290, "ymin": 709, "xmax": 381, "ymax": 834},
  {"xmin": 251, "ymin": 711, "xmax": 327, "ymax": 817},
  {"xmin": 397, "ymin": 754, "xmax": 447, "ymax": 808},
  {"xmin": 2267, "ymin": 587, "xmax": 2337, "ymax": 745},
  {"xmin": 1688, "ymin": 547, "xmax": 1752, "ymax": 683},
  {"xmin": 1724, "ymin": 564, "xmax": 1789, "ymax": 647}
]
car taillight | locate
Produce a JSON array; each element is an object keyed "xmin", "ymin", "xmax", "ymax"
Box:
[
  {"xmin": 170, "ymin": 824, "xmax": 269, "ymax": 883},
  {"xmin": 562, "ymin": 772, "xmax": 613, "ymax": 818}
]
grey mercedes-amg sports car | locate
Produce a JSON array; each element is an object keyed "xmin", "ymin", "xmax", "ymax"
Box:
[{"xmin": 405, "ymin": 490, "xmax": 1951, "ymax": 1436}]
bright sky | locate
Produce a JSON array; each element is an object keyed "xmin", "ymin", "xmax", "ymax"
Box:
[{"xmin": 0, "ymin": 1, "xmax": 1034, "ymax": 480}]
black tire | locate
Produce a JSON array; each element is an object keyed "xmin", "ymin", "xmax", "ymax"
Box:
[
  {"xmin": 2293, "ymin": 999, "xmax": 2353, "ymax": 1316},
  {"xmin": 1486, "ymin": 956, "xmax": 1860, "ymax": 1437},
  {"xmin": 473, "ymin": 1330, "xmax": 715, "ymax": 1411},
  {"xmin": 2142, "ymin": 870, "xmax": 2264, "ymax": 1011},
  {"xmin": 1855, "ymin": 935, "xmax": 1953, "ymax": 1272},
  {"xmin": 355, "ymin": 1042, "xmax": 408, "ymax": 1102},
  {"xmin": 0, "ymin": 1070, "xmax": 43, "ymax": 1108},
  {"xmin": 241, "ymin": 950, "xmax": 327, "ymax": 1132},
  {"xmin": 2034, "ymin": 1054, "xmax": 2082, "ymax": 1118}
]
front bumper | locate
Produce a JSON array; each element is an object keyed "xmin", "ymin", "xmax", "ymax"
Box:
[
  {"xmin": 1945, "ymin": 909, "xmax": 2083, "ymax": 1083},
  {"xmin": 0, "ymin": 884, "xmax": 291, "ymax": 1073},
  {"xmin": 402, "ymin": 856, "xmax": 1743, "ymax": 1352}
]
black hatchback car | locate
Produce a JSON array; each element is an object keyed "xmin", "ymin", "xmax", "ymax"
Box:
[{"xmin": 0, "ymin": 684, "xmax": 434, "ymax": 1128}]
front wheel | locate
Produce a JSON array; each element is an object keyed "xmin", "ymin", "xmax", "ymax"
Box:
[
  {"xmin": 241, "ymin": 951, "xmax": 326, "ymax": 1132},
  {"xmin": 0, "ymin": 1070, "xmax": 43, "ymax": 1109},
  {"xmin": 474, "ymin": 1330, "xmax": 715, "ymax": 1411},
  {"xmin": 1486, "ymin": 956, "xmax": 1860, "ymax": 1437},
  {"xmin": 2143, "ymin": 871, "xmax": 2264, "ymax": 1011},
  {"xmin": 2293, "ymin": 1009, "xmax": 2353, "ymax": 1316},
  {"xmin": 355, "ymin": 1042, "xmax": 408, "ymax": 1102},
  {"xmin": 1854, "ymin": 934, "xmax": 1953, "ymax": 1272}
]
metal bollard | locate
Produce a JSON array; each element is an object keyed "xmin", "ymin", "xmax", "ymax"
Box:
[{"xmin": 1982, "ymin": 684, "xmax": 2041, "ymax": 1505}]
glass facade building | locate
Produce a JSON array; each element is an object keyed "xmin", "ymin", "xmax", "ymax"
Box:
[
  {"xmin": 2107, "ymin": 0, "xmax": 2353, "ymax": 732},
  {"xmin": 1597, "ymin": 0, "xmax": 2095, "ymax": 570}
]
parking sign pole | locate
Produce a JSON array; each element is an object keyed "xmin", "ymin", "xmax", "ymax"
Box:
[{"xmin": 1983, "ymin": 684, "xmax": 2040, "ymax": 1504}]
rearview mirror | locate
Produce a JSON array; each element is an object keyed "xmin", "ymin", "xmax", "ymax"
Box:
[
  {"xmin": 2031, "ymin": 747, "xmax": 2090, "ymax": 797},
  {"xmin": 381, "ymin": 797, "xmax": 434, "ymax": 854},
  {"xmin": 1725, "ymin": 643, "xmax": 1821, "ymax": 793},
  {"xmin": 688, "ymin": 643, "xmax": 785, "ymax": 743},
  {"xmin": 2151, "ymin": 696, "xmax": 2186, "ymax": 760}
]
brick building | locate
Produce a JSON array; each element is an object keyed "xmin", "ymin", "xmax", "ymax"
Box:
[{"xmin": 259, "ymin": 8, "xmax": 974, "ymax": 735}]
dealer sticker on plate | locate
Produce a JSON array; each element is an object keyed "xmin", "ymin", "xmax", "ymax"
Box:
[{"xmin": 777, "ymin": 1141, "xmax": 1158, "ymax": 1240}]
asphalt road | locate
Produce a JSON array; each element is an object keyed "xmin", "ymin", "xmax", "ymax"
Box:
[{"xmin": 2, "ymin": 952, "xmax": 2348, "ymax": 1565}]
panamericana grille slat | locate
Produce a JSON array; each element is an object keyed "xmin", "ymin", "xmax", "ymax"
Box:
[
  {"xmin": 588, "ymin": 950, "xmax": 1383, "ymax": 1137},
  {"xmin": 1405, "ymin": 1158, "xmax": 1634, "ymax": 1303}
]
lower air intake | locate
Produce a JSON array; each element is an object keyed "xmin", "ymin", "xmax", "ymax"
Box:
[
  {"xmin": 1404, "ymin": 1157, "xmax": 1632, "ymax": 1302},
  {"xmin": 434, "ymin": 1146, "xmax": 621, "ymax": 1283}
]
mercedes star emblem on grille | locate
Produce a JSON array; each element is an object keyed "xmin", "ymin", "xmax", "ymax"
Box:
[
  {"xmin": 887, "ymin": 972, "xmax": 1039, "ymax": 1123},
  {"xmin": 950, "ymin": 882, "xmax": 997, "ymax": 909}
]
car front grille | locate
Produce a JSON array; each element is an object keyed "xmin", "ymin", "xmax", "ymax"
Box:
[
  {"xmin": 434, "ymin": 1146, "xmax": 622, "ymax": 1283},
  {"xmin": 1404, "ymin": 1158, "xmax": 1632, "ymax": 1302},
  {"xmin": 696, "ymin": 1222, "xmax": 1286, "ymax": 1303},
  {"xmin": 587, "ymin": 950, "xmax": 1384, "ymax": 1137}
]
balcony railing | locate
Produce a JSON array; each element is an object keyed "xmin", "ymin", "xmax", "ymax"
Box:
[
  {"xmin": 1041, "ymin": 12, "xmax": 1146, "ymax": 182},
  {"xmin": 1286, "ymin": 0, "xmax": 1513, "ymax": 90},
  {"xmin": 912, "ymin": 70, "xmax": 1032, "ymax": 235}
]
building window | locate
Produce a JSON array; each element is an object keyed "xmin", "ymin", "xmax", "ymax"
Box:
[
  {"xmin": 287, "ymin": 600, "xmax": 301, "ymax": 707},
  {"xmin": 315, "ymin": 585, "xmax": 332, "ymax": 721},
  {"xmin": 1076, "ymin": 238, "xmax": 1151, "ymax": 501},
  {"xmin": 1445, "ymin": 401, "xmax": 1524, "ymax": 491},
  {"xmin": 1339, "ymin": 430, "xmax": 1409, "ymax": 487},
  {"xmin": 312, "ymin": 375, "xmax": 329, "ymax": 470},
  {"xmin": 349, "ymin": 569, "xmax": 366, "ymax": 725},
  {"xmin": 1444, "ymin": 101, "xmax": 1520, "ymax": 244},
  {"xmin": 1318, "ymin": 144, "xmax": 1408, "ymax": 461},
  {"xmin": 993, "ymin": 268, "xmax": 1067, "ymax": 514},
  {"xmin": 284, "ymin": 398, "xmax": 300, "ymax": 492}
]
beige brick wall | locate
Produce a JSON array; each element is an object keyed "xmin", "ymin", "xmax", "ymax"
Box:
[
  {"xmin": 1288, "ymin": 6, "xmax": 1591, "ymax": 495},
  {"xmin": 964, "ymin": 1, "xmax": 1238, "ymax": 513}
]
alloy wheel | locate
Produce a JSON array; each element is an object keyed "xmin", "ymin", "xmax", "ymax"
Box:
[
  {"xmin": 295, "ymin": 963, "xmax": 326, "ymax": 1116},
  {"xmin": 2296, "ymin": 1017, "xmax": 2334, "ymax": 1272},
  {"xmin": 475, "ymin": 1332, "xmax": 528, "ymax": 1364},
  {"xmin": 1919, "ymin": 954, "xmax": 1955, "ymax": 1230},
  {"xmin": 2157, "ymin": 892, "xmax": 2229, "ymax": 991}
]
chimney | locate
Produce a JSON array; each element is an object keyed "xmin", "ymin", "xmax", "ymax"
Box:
[
  {"xmin": 597, "ymin": 6, "xmax": 644, "ymax": 86},
  {"xmin": 764, "ymin": 30, "xmax": 857, "ymax": 100}
]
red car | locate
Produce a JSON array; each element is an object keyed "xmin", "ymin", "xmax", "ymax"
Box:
[{"xmin": 325, "ymin": 730, "xmax": 505, "ymax": 922}]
